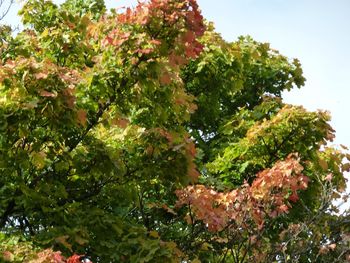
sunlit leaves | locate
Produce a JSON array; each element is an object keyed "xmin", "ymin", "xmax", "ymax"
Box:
[
  {"xmin": 176, "ymin": 154, "xmax": 308, "ymax": 232},
  {"xmin": 208, "ymin": 101, "xmax": 335, "ymax": 186},
  {"xmin": 0, "ymin": 0, "xmax": 205, "ymax": 261},
  {"xmin": 1, "ymin": 0, "xmax": 349, "ymax": 262}
]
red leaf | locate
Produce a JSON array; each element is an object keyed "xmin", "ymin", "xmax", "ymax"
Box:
[
  {"xmin": 278, "ymin": 204, "xmax": 289, "ymax": 213},
  {"xmin": 183, "ymin": 31, "xmax": 195, "ymax": 43},
  {"xmin": 288, "ymin": 192, "xmax": 299, "ymax": 202},
  {"xmin": 67, "ymin": 255, "xmax": 83, "ymax": 263}
]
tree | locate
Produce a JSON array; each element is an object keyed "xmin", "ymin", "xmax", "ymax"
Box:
[{"xmin": 0, "ymin": 0, "xmax": 349, "ymax": 262}]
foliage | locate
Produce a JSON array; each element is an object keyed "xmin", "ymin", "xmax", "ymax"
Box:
[
  {"xmin": 0, "ymin": 0, "xmax": 349, "ymax": 262},
  {"xmin": 176, "ymin": 154, "xmax": 309, "ymax": 232}
]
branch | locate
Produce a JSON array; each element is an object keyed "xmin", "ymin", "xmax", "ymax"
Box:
[{"xmin": 0, "ymin": 0, "xmax": 14, "ymax": 21}]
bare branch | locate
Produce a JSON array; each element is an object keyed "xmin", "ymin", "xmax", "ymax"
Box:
[{"xmin": 0, "ymin": 0, "xmax": 14, "ymax": 21}]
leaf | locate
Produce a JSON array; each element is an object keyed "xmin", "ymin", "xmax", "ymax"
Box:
[
  {"xmin": 74, "ymin": 235, "xmax": 88, "ymax": 245},
  {"xmin": 160, "ymin": 72, "xmax": 171, "ymax": 85},
  {"xmin": 113, "ymin": 117, "xmax": 129, "ymax": 128},
  {"xmin": 200, "ymin": 242, "xmax": 211, "ymax": 251},
  {"xmin": 340, "ymin": 144, "xmax": 349, "ymax": 150},
  {"xmin": 325, "ymin": 173, "xmax": 333, "ymax": 182},
  {"xmin": 35, "ymin": 72, "xmax": 49, "ymax": 80},
  {"xmin": 319, "ymin": 159, "xmax": 328, "ymax": 170},
  {"xmin": 215, "ymin": 237, "xmax": 228, "ymax": 243},
  {"xmin": 31, "ymin": 151, "xmax": 47, "ymax": 169},
  {"xmin": 239, "ymin": 161, "xmax": 250, "ymax": 173},
  {"xmin": 342, "ymin": 163, "xmax": 350, "ymax": 172},
  {"xmin": 149, "ymin": 231, "xmax": 159, "ymax": 239},
  {"xmin": 55, "ymin": 235, "xmax": 72, "ymax": 251},
  {"xmin": 77, "ymin": 109, "xmax": 87, "ymax": 126},
  {"xmin": 40, "ymin": 90, "xmax": 57, "ymax": 98},
  {"xmin": 328, "ymin": 243, "xmax": 336, "ymax": 250},
  {"xmin": 288, "ymin": 192, "xmax": 299, "ymax": 202},
  {"xmin": 161, "ymin": 204, "xmax": 177, "ymax": 215}
]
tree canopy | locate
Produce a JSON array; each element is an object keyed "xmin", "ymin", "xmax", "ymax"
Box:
[{"xmin": 0, "ymin": 0, "xmax": 349, "ymax": 262}]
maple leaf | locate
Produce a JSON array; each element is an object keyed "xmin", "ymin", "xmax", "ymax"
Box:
[
  {"xmin": 77, "ymin": 109, "xmax": 87, "ymax": 126},
  {"xmin": 288, "ymin": 192, "xmax": 299, "ymax": 202},
  {"xmin": 278, "ymin": 204, "xmax": 289, "ymax": 213},
  {"xmin": 67, "ymin": 255, "xmax": 82, "ymax": 263}
]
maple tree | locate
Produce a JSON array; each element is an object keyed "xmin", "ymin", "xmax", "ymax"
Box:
[{"xmin": 0, "ymin": 0, "xmax": 349, "ymax": 262}]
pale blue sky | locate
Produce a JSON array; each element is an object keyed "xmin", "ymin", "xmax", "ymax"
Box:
[{"xmin": 2, "ymin": 0, "xmax": 350, "ymax": 147}]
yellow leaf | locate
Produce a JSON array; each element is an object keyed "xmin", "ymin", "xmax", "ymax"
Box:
[
  {"xmin": 166, "ymin": 241, "xmax": 177, "ymax": 249},
  {"xmin": 319, "ymin": 159, "xmax": 328, "ymax": 170},
  {"xmin": 200, "ymin": 242, "xmax": 212, "ymax": 251},
  {"xmin": 149, "ymin": 230, "xmax": 159, "ymax": 238},
  {"xmin": 31, "ymin": 151, "xmax": 46, "ymax": 169},
  {"xmin": 215, "ymin": 237, "xmax": 228, "ymax": 243},
  {"xmin": 41, "ymin": 28, "xmax": 49, "ymax": 37}
]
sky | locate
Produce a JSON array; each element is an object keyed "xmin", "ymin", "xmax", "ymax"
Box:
[{"xmin": 2, "ymin": 0, "xmax": 350, "ymax": 148}]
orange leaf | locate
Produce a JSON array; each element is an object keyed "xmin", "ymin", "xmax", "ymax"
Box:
[
  {"xmin": 160, "ymin": 72, "xmax": 171, "ymax": 85},
  {"xmin": 278, "ymin": 204, "xmax": 289, "ymax": 213},
  {"xmin": 113, "ymin": 118, "xmax": 129, "ymax": 128},
  {"xmin": 77, "ymin": 109, "xmax": 87, "ymax": 126}
]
